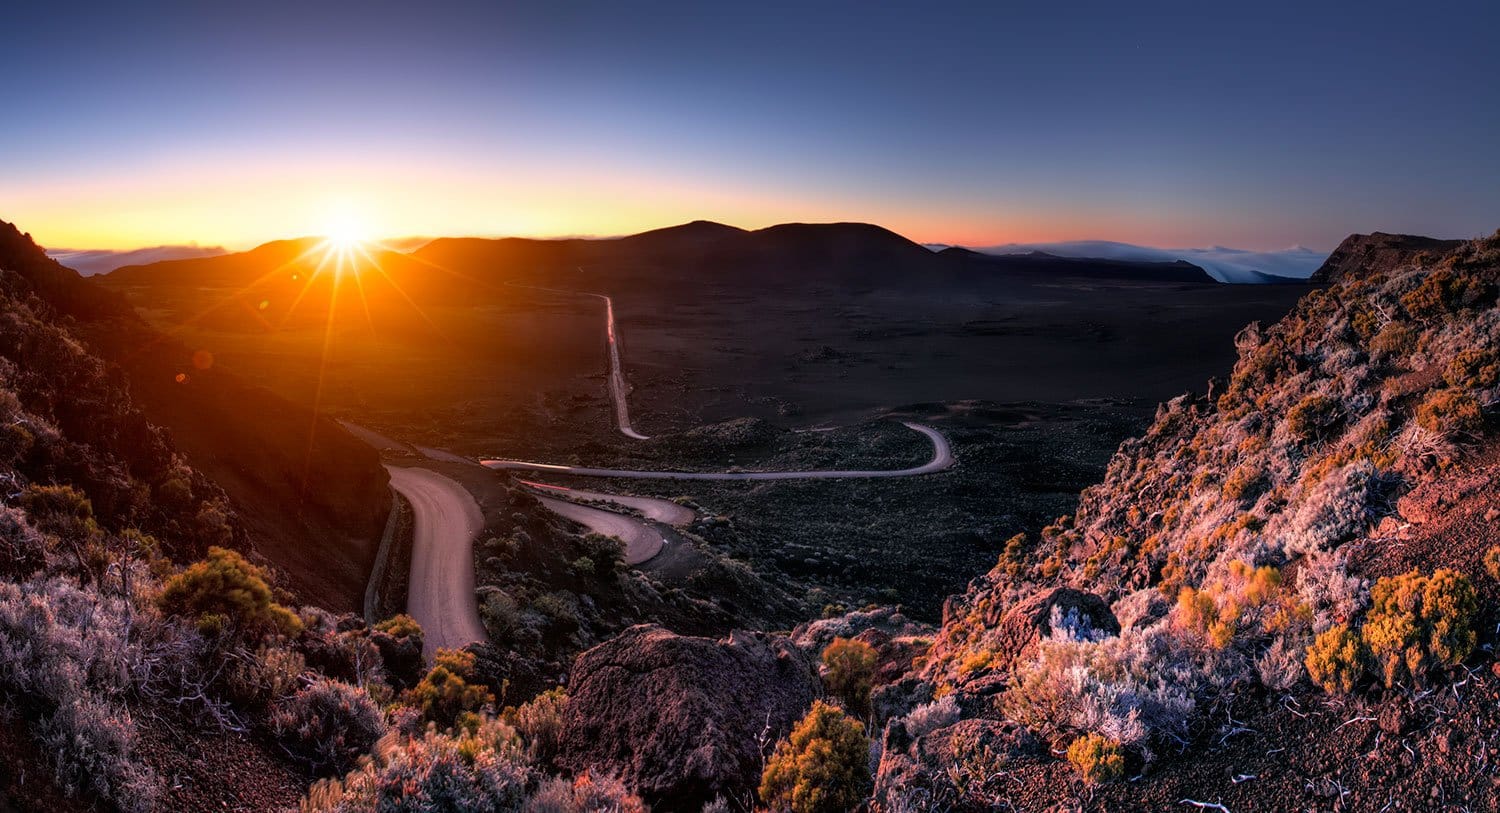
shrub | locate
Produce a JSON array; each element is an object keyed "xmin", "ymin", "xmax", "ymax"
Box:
[
  {"xmin": 504, "ymin": 687, "xmax": 568, "ymax": 764},
  {"xmin": 1304, "ymin": 624, "xmax": 1364, "ymax": 694},
  {"xmin": 157, "ymin": 546, "xmax": 301, "ymax": 640},
  {"xmin": 225, "ymin": 644, "xmax": 307, "ymax": 712},
  {"xmin": 1485, "ymin": 546, "xmax": 1500, "ymax": 582},
  {"xmin": 821, "ymin": 637, "xmax": 878, "ymax": 716},
  {"xmin": 0, "ymin": 504, "xmax": 47, "ymax": 576},
  {"xmin": 521, "ymin": 772, "xmax": 647, "ymax": 813},
  {"xmin": 302, "ymin": 716, "xmax": 530, "ymax": 812},
  {"xmin": 1256, "ymin": 635, "xmax": 1307, "ymax": 691},
  {"xmin": 1369, "ymin": 323, "xmax": 1416, "ymax": 360},
  {"xmin": 1222, "ymin": 465, "xmax": 1264, "ymax": 503},
  {"xmin": 273, "ymin": 678, "xmax": 387, "ymax": 774},
  {"xmin": 1282, "ymin": 460, "xmax": 1383, "ymax": 556},
  {"xmin": 369, "ymin": 618, "xmax": 424, "ymax": 691},
  {"xmin": 1173, "ymin": 562, "xmax": 1281, "ymax": 649},
  {"xmin": 373, "ymin": 614, "xmax": 423, "ymax": 643},
  {"xmin": 406, "ymin": 648, "xmax": 494, "ymax": 729},
  {"xmin": 480, "ymin": 590, "xmax": 521, "ymax": 644},
  {"xmin": 1444, "ymin": 348, "xmax": 1500, "ymax": 390},
  {"xmin": 1066, "ymin": 733, "xmax": 1125, "ymax": 784},
  {"xmin": 900, "ymin": 694, "xmax": 960, "ymax": 739},
  {"xmin": 1401, "ymin": 267, "xmax": 1492, "ymax": 319},
  {"xmin": 532, "ymin": 593, "xmax": 580, "ymax": 640},
  {"xmin": 760, "ymin": 700, "xmax": 871, "ymax": 813},
  {"xmin": 19, "ymin": 484, "xmax": 105, "ymax": 580},
  {"xmin": 1004, "ymin": 626, "xmax": 1196, "ymax": 754},
  {"xmin": 1287, "ymin": 395, "xmax": 1341, "ymax": 442},
  {"xmin": 0, "ymin": 578, "xmax": 160, "ymax": 811},
  {"xmin": 1363, "ymin": 570, "xmax": 1477, "ymax": 688},
  {"xmin": 1415, "ymin": 389, "xmax": 1484, "ymax": 436}
]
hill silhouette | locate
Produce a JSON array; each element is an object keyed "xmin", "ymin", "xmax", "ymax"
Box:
[{"xmin": 106, "ymin": 221, "xmax": 1234, "ymax": 321}]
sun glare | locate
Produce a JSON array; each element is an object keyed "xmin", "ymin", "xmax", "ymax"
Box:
[{"xmin": 323, "ymin": 211, "xmax": 370, "ymax": 250}]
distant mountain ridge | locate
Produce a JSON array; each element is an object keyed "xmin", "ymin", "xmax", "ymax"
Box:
[{"xmin": 103, "ymin": 221, "xmax": 1247, "ymax": 305}]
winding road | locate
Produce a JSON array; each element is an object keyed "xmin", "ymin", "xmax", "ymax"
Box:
[
  {"xmin": 343, "ymin": 287, "xmax": 957, "ymax": 659},
  {"xmin": 529, "ymin": 493, "xmax": 667, "ymax": 564},
  {"xmin": 481, "ymin": 421, "xmax": 953, "ymax": 480},
  {"xmin": 385, "ymin": 466, "xmax": 486, "ymax": 658},
  {"xmin": 520, "ymin": 482, "xmax": 696, "ymax": 526}
]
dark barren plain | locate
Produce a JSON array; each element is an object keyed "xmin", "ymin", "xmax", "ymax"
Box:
[{"xmin": 100, "ymin": 222, "xmax": 1308, "ymax": 619}]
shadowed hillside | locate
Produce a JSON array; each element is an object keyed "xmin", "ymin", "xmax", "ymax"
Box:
[{"xmin": 1, "ymin": 219, "xmax": 389, "ymax": 610}]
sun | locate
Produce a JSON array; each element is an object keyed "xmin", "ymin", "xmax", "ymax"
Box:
[{"xmin": 322, "ymin": 211, "xmax": 370, "ymax": 250}]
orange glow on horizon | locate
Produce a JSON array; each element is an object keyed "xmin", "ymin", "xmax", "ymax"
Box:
[{"xmin": 6, "ymin": 147, "xmax": 1238, "ymax": 253}]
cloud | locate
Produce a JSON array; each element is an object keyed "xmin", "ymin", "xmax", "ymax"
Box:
[
  {"xmin": 962, "ymin": 240, "xmax": 1328, "ymax": 283},
  {"xmin": 46, "ymin": 244, "xmax": 228, "ymax": 276}
]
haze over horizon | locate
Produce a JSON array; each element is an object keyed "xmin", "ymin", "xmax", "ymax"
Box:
[{"xmin": 4, "ymin": 0, "xmax": 1498, "ymax": 253}]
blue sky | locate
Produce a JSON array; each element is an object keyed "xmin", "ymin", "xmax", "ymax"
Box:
[{"xmin": 2, "ymin": 0, "xmax": 1497, "ymax": 250}]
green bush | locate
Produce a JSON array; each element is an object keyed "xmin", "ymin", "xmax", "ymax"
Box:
[
  {"xmin": 821, "ymin": 637, "xmax": 878, "ymax": 716},
  {"xmin": 1363, "ymin": 570, "xmax": 1477, "ymax": 688},
  {"xmin": 759, "ymin": 700, "xmax": 871, "ymax": 813},
  {"xmin": 1484, "ymin": 546, "xmax": 1500, "ymax": 582},
  {"xmin": 1444, "ymin": 348, "xmax": 1500, "ymax": 390},
  {"xmin": 1402, "ymin": 267, "xmax": 1493, "ymax": 319},
  {"xmin": 374, "ymin": 614, "xmax": 423, "ymax": 642},
  {"xmin": 503, "ymin": 687, "xmax": 567, "ymax": 765},
  {"xmin": 1369, "ymin": 323, "xmax": 1416, "ymax": 360},
  {"xmin": 1066, "ymin": 733, "xmax": 1125, "ymax": 784},
  {"xmin": 1287, "ymin": 395, "xmax": 1341, "ymax": 442},
  {"xmin": 1416, "ymin": 389, "xmax": 1485, "ymax": 436},
  {"xmin": 406, "ymin": 648, "xmax": 494, "ymax": 729},
  {"xmin": 157, "ymin": 546, "xmax": 301, "ymax": 640},
  {"xmin": 1304, "ymin": 624, "xmax": 1364, "ymax": 694}
]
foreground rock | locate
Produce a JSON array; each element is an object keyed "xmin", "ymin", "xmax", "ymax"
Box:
[{"xmin": 556, "ymin": 624, "xmax": 821, "ymax": 810}]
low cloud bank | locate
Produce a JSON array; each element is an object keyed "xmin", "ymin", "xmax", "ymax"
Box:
[
  {"xmin": 46, "ymin": 244, "xmax": 228, "ymax": 276},
  {"xmin": 970, "ymin": 240, "xmax": 1328, "ymax": 283}
]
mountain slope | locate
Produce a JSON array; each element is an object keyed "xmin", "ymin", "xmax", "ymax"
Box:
[
  {"xmin": 1310, "ymin": 231, "xmax": 1466, "ymax": 284},
  {"xmin": 874, "ymin": 230, "xmax": 1500, "ymax": 809}
]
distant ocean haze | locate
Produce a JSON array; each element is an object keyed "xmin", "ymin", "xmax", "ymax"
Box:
[{"xmin": 46, "ymin": 244, "xmax": 228, "ymax": 276}]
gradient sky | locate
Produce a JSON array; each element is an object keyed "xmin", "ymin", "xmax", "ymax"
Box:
[{"xmin": 3, "ymin": 0, "xmax": 1498, "ymax": 251}]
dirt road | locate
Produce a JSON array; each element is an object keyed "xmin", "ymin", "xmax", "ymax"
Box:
[
  {"xmin": 521, "ymin": 481, "xmax": 695, "ymax": 526},
  {"xmin": 385, "ymin": 466, "xmax": 486, "ymax": 658},
  {"xmin": 530, "ymin": 493, "xmax": 666, "ymax": 564},
  {"xmin": 482, "ymin": 421, "xmax": 953, "ymax": 480}
]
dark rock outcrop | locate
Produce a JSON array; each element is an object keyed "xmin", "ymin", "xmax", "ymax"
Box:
[
  {"xmin": 555, "ymin": 624, "xmax": 822, "ymax": 810},
  {"xmin": 1310, "ymin": 231, "xmax": 1463, "ymax": 284}
]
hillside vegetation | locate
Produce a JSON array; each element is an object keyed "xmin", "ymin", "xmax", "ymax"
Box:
[{"xmin": 878, "ymin": 231, "xmax": 1500, "ymax": 809}]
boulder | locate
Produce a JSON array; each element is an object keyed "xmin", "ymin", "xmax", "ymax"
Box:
[{"xmin": 556, "ymin": 624, "xmax": 821, "ymax": 810}]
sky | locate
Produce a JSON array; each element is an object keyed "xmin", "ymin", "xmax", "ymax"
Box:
[{"xmin": 3, "ymin": 0, "xmax": 1498, "ymax": 252}]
